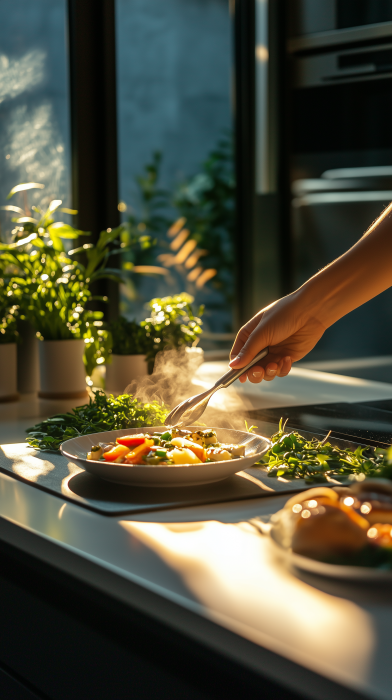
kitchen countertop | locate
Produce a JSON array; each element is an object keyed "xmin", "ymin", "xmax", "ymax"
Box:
[
  {"xmin": 0, "ymin": 363, "xmax": 392, "ymax": 699},
  {"xmin": 1, "ymin": 468, "xmax": 392, "ymax": 700}
]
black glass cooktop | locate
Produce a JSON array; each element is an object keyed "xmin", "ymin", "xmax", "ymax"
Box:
[{"xmin": 247, "ymin": 399, "xmax": 392, "ymax": 447}]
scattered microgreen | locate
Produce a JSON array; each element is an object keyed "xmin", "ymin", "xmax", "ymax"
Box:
[
  {"xmin": 26, "ymin": 390, "xmax": 168, "ymax": 452},
  {"xmin": 244, "ymin": 420, "xmax": 258, "ymax": 433},
  {"xmin": 256, "ymin": 418, "xmax": 392, "ymax": 484}
]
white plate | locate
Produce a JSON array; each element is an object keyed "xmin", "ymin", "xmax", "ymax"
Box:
[
  {"xmin": 269, "ymin": 524, "xmax": 392, "ymax": 582},
  {"xmin": 60, "ymin": 426, "xmax": 270, "ymax": 487}
]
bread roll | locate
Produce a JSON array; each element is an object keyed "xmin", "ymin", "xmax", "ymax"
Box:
[{"xmin": 292, "ymin": 499, "xmax": 369, "ymax": 561}]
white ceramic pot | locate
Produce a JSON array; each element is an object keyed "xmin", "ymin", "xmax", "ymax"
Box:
[
  {"xmin": 38, "ymin": 339, "xmax": 87, "ymax": 399},
  {"xmin": 105, "ymin": 354, "xmax": 148, "ymax": 394},
  {"xmin": 17, "ymin": 321, "xmax": 39, "ymax": 394},
  {"xmin": 0, "ymin": 343, "xmax": 18, "ymax": 402}
]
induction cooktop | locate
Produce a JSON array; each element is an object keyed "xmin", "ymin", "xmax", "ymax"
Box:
[{"xmin": 247, "ymin": 399, "xmax": 392, "ymax": 447}]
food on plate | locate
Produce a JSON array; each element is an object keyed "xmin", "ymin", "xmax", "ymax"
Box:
[
  {"xmin": 116, "ymin": 435, "xmax": 147, "ymax": 448},
  {"xmin": 87, "ymin": 445, "xmax": 103, "ymax": 460},
  {"xmin": 206, "ymin": 447, "xmax": 234, "ymax": 462},
  {"xmin": 350, "ymin": 479, "xmax": 392, "ymax": 524},
  {"xmin": 102, "ymin": 444, "xmax": 132, "ymax": 463},
  {"xmin": 258, "ymin": 418, "xmax": 392, "ymax": 483},
  {"xmin": 291, "ymin": 498, "xmax": 369, "ymax": 560},
  {"xmin": 85, "ymin": 428, "xmax": 248, "ymax": 466},
  {"xmin": 167, "ymin": 447, "xmax": 202, "ymax": 465},
  {"xmin": 271, "ymin": 481, "xmax": 392, "ymax": 568},
  {"xmin": 170, "ymin": 437, "xmax": 206, "ymax": 462},
  {"xmin": 183, "ymin": 429, "xmax": 219, "ymax": 446}
]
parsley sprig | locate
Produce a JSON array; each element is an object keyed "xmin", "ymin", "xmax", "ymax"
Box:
[{"xmin": 26, "ymin": 390, "xmax": 168, "ymax": 452}]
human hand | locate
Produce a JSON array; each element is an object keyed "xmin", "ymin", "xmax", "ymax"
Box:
[{"xmin": 229, "ymin": 291, "xmax": 325, "ymax": 383}]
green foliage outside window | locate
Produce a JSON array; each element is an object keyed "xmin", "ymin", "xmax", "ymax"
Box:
[
  {"xmin": 141, "ymin": 293, "xmax": 203, "ymax": 363},
  {"xmin": 120, "ymin": 134, "xmax": 235, "ymax": 307},
  {"xmin": 172, "ymin": 135, "xmax": 235, "ymax": 302}
]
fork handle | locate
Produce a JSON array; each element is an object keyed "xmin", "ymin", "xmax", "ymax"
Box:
[{"xmin": 214, "ymin": 347, "xmax": 269, "ymax": 389}]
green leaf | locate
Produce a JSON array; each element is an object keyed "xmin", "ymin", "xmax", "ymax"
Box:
[
  {"xmin": 48, "ymin": 199, "xmax": 62, "ymax": 213},
  {"xmin": 244, "ymin": 420, "xmax": 258, "ymax": 433},
  {"xmin": 0, "ymin": 205, "xmax": 24, "ymax": 214},
  {"xmin": 68, "ymin": 243, "xmax": 93, "ymax": 256},
  {"xmin": 15, "ymin": 216, "xmax": 38, "ymax": 224},
  {"xmin": 47, "ymin": 222, "xmax": 81, "ymax": 238},
  {"xmin": 0, "ymin": 232, "xmax": 37, "ymax": 249},
  {"xmin": 7, "ymin": 182, "xmax": 45, "ymax": 199},
  {"xmin": 90, "ymin": 270, "xmax": 125, "ymax": 284},
  {"xmin": 59, "ymin": 208, "xmax": 78, "ymax": 215}
]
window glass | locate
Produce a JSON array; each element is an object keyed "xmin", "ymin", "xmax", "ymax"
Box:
[
  {"xmin": 0, "ymin": 0, "xmax": 71, "ymax": 233},
  {"xmin": 116, "ymin": 0, "xmax": 234, "ymax": 341}
]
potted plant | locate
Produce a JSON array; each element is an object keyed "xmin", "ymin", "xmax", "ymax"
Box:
[
  {"xmin": 0, "ymin": 280, "xmax": 19, "ymax": 401},
  {"xmin": 0, "ymin": 185, "xmax": 106, "ymax": 398},
  {"xmin": 105, "ymin": 317, "xmax": 149, "ymax": 394},
  {"xmin": 0, "ymin": 182, "xmax": 159, "ymax": 396},
  {"xmin": 141, "ymin": 292, "xmax": 204, "ymax": 368},
  {"xmin": 10, "ymin": 249, "xmax": 92, "ymax": 398},
  {"xmin": 0, "ymin": 183, "xmax": 88, "ymax": 398},
  {"xmin": 16, "ymin": 318, "xmax": 39, "ymax": 395}
]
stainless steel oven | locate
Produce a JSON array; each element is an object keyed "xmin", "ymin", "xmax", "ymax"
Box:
[
  {"xmin": 237, "ymin": 0, "xmax": 392, "ymax": 358},
  {"xmin": 289, "ymin": 38, "xmax": 392, "ymax": 359},
  {"xmin": 292, "ymin": 41, "xmax": 392, "ymax": 179}
]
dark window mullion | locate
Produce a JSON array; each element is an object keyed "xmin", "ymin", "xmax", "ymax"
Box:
[{"xmin": 67, "ymin": 0, "xmax": 120, "ymax": 319}]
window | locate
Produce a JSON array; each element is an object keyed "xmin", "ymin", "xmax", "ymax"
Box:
[
  {"xmin": 0, "ymin": 0, "xmax": 71, "ymax": 226},
  {"xmin": 116, "ymin": 0, "xmax": 234, "ymax": 338}
]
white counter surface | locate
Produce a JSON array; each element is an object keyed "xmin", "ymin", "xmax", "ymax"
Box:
[
  {"xmin": 0, "ymin": 469, "xmax": 392, "ymax": 700},
  {"xmin": 0, "ymin": 365, "xmax": 391, "ymax": 699}
]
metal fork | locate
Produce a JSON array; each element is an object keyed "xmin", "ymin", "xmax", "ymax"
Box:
[{"xmin": 164, "ymin": 347, "xmax": 269, "ymax": 427}]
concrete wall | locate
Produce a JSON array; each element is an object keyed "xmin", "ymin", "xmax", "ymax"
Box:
[{"xmin": 116, "ymin": 0, "xmax": 232, "ymax": 202}]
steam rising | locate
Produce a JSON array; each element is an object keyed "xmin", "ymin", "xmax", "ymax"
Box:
[
  {"xmin": 124, "ymin": 347, "xmax": 256, "ymax": 432},
  {"xmin": 124, "ymin": 346, "xmax": 205, "ymax": 408}
]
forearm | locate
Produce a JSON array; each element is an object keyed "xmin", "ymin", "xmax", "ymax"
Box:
[
  {"xmin": 299, "ymin": 203, "xmax": 392, "ymax": 329},
  {"xmin": 229, "ymin": 203, "xmax": 392, "ymax": 377}
]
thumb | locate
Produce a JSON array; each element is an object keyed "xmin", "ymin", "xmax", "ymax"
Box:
[{"xmin": 229, "ymin": 325, "xmax": 269, "ymax": 368}]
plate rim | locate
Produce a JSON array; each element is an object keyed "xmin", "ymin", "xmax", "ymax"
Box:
[
  {"xmin": 269, "ymin": 523, "xmax": 392, "ymax": 581},
  {"xmin": 60, "ymin": 425, "xmax": 271, "ymax": 486}
]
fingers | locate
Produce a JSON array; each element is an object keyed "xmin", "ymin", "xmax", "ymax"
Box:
[
  {"xmin": 264, "ymin": 357, "xmax": 292, "ymax": 381},
  {"xmin": 248, "ymin": 365, "xmax": 265, "ymax": 384},
  {"xmin": 263, "ymin": 363, "xmax": 278, "ymax": 381},
  {"xmin": 238, "ymin": 357, "xmax": 292, "ymax": 385},
  {"xmin": 278, "ymin": 356, "xmax": 292, "ymax": 377}
]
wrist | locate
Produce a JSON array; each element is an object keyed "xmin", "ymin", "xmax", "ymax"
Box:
[{"xmin": 294, "ymin": 273, "xmax": 341, "ymax": 330}]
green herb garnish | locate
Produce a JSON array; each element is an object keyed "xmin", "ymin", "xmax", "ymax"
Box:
[
  {"xmin": 26, "ymin": 390, "xmax": 168, "ymax": 453},
  {"xmin": 244, "ymin": 420, "xmax": 258, "ymax": 433},
  {"xmin": 258, "ymin": 418, "xmax": 392, "ymax": 484}
]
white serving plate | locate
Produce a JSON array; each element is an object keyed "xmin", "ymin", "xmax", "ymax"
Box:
[
  {"xmin": 269, "ymin": 523, "xmax": 392, "ymax": 582},
  {"xmin": 60, "ymin": 425, "xmax": 270, "ymax": 487}
]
